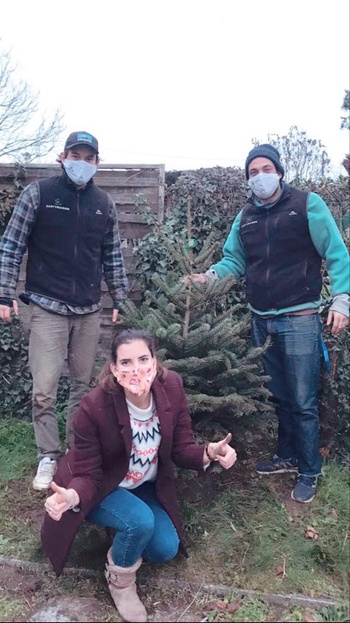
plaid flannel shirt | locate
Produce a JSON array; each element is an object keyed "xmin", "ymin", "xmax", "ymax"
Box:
[{"xmin": 0, "ymin": 179, "xmax": 128, "ymax": 315}]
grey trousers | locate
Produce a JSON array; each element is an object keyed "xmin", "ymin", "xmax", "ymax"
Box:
[{"xmin": 28, "ymin": 303, "xmax": 100, "ymax": 459}]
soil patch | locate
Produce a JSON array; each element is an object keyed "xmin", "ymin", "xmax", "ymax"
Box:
[{"xmin": 0, "ymin": 449, "xmax": 347, "ymax": 622}]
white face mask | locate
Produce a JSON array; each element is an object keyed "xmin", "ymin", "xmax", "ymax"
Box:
[
  {"xmin": 63, "ymin": 160, "xmax": 97, "ymax": 186},
  {"xmin": 248, "ymin": 173, "xmax": 280, "ymax": 199}
]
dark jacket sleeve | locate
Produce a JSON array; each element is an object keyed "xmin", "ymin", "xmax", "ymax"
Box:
[{"xmin": 66, "ymin": 394, "xmax": 105, "ymax": 505}]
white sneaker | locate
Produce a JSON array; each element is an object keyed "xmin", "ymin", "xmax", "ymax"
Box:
[{"xmin": 32, "ymin": 457, "xmax": 57, "ymax": 491}]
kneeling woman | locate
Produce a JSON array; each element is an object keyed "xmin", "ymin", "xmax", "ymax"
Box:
[{"xmin": 42, "ymin": 329, "xmax": 237, "ymax": 622}]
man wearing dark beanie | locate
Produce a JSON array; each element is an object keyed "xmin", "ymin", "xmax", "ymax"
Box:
[
  {"xmin": 244, "ymin": 144, "xmax": 285, "ymax": 180},
  {"xmin": 187, "ymin": 143, "xmax": 349, "ymax": 503}
]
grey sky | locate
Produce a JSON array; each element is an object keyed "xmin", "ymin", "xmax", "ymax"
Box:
[{"xmin": 1, "ymin": 0, "xmax": 349, "ymax": 173}]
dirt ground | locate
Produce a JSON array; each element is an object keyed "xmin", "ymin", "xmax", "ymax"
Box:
[
  {"xmin": 0, "ymin": 561, "xmax": 213, "ymax": 622},
  {"xmin": 0, "ymin": 455, "xmax": 322, "ymax": 623}
]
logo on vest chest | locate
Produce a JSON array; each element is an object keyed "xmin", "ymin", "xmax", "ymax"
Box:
[
  {"xmin": 241, "ymin": 219, "xmax": 258, "ymax": 228},
  {"xmin": 45, "ymin": 198, "xmax": 70, "ymax": 211}
]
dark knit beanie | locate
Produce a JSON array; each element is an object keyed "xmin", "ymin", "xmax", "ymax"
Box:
[{"xmin": 245, "ymin": 144, "xmax": 284, "ymax": 179}]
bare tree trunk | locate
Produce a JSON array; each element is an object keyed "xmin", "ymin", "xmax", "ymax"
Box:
[{"xmin": 183, "ymin": 195, "xmax": 193, "ymax": 339}]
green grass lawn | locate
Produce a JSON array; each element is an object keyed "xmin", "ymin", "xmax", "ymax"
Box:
[
  {"xmin": 185, "ymin": 463, "xmax": 350, "ymax": 596},
  {"xmin": 0, "ymin": 416, "xmax": 349, "ymax": 622}
]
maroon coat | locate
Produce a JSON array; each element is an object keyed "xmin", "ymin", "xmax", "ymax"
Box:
[{"xmin": 41, "ymin": 370, "xmax": 206, "ymax": 575}]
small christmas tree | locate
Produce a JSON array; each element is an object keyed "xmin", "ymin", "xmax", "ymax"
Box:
[{"xmin": 121, "ymin": 196, "xmax": 273, "ymax": 429}]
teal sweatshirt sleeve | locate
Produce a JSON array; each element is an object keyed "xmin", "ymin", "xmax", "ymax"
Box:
[
  {"xmin": 210, "ymin": 211, "xmax": 246, "ymax": 279},
  {"xmin": 307, "ymin": 192, "xmax": 350, "ymax": 296}
]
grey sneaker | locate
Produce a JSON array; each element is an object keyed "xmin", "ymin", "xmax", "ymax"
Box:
[
  {"xmin": 291, "ymin": 475, "xmax": 318, "ymax": 503},
  {"xmin": 256, "ymin": 454, "xmax": 298, "ymax": 475},
  {"xmin": 32, "ymin": 457, "xmax": 57, "ymax": 491}
]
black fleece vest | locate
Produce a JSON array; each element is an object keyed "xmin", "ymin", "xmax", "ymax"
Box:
[
  {"xmin": 25, "ymin": 175, "xmax": 110, "ymax": 307},
  {"xmin": 239, "ymin": 187, "xmax": 322, "ymax": 311}
]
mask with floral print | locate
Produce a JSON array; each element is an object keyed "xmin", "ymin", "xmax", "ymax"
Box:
[{"xmin": 113, "ymin": 360, "xmax": 157, "ymax": 396}]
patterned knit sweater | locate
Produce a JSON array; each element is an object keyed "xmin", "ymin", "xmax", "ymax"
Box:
[{"xmin": 119, "ymin": 395, "xmax": 161, "ymax": 489}]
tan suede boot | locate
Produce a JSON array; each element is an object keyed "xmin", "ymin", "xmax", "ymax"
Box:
[{"xmin": 104, "ymin": 547, "xmax": 147, "ymax": 622}]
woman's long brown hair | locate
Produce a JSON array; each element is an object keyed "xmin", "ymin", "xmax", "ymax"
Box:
[{"xmin": 99, "ymin": 329, "xmax": 166, "ymax": 394}]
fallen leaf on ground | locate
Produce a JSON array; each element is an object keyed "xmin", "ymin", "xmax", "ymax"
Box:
[
  {"xmin": 319, "ymin": 447, "xmax": 330, "ymax": 458},
  {"xmin": 227, "ymin": 602, "xmax": 241, "ymax": 613},
  {"xmin": 275, "ymin": 565, "xmax": 285, "ymax": 576},
  {"xmin": 305, "ymin": 526, "xmax": 319, "ymax": 540},
  {"xmin": 304, "ymin": 610, "xmax": 317, "ymax": 622},
  {"xmin": 214, "ymin": 600, "xmax": 228, "ymax": 610}
]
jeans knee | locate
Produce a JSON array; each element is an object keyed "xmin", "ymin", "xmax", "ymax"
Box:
[
  {"xmin": 145, "ymin": 534, "xmax": 180, "ymax": 564},
  {"xmin": 157, "ymin": 539, "xmax": 179, "ymax": 563},
  {"xmin": 132, "ymin": 508, "xmax": 155, "ymax": 540},
  {"xmin": 293, "ymin": 397, "xmax": 319, "ymax": 418}
]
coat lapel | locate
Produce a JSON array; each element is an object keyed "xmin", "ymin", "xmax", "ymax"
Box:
[
  {"xmin": 152, "ymin": 379, "xmax": 173, "ymax": 458},
  {"xmin": 111, "ymin": 392, "xmax": 132, "ymax": 456}
]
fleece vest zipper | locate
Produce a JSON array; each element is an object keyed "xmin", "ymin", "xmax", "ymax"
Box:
[
  {"xmin": 25, "ymin": 175, "xmax": 110, "ymax": 307},
  {"xmin": 239, "ymin": 187, "xmax": 322, "ymax": 311}
]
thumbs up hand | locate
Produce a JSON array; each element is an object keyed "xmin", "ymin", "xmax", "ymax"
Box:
[
  {"xmin": 206, "ymin": 433, "xmax": 237, "ymax": 469},
  {"xmin": 45, "ymin": 482, "xmax": 80, "ymax": 521}
]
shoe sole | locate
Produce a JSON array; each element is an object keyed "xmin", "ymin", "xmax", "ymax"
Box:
[
  {"xmin": 32, "ymin": 480, "xmax": 51, "ymax": 491},
  {"xmin": 291, "ymin": 491, "xmax": 315, "ymax": 503},
  {"xmin": 256, "ymin": 468, "xmax": 298, "ymax": 475}
]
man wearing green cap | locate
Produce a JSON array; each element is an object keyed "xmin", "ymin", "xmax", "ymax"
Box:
[
  {"xmin": 0, "ymin": 131, "xmax": 128, "ymax": 491},
  {"xmin": 188, "ymin": 144, "xmax": 349, "ymax": 503}
]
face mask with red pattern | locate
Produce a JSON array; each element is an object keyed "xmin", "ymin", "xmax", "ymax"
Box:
[{"xmin": 113, "ymin": 360, "xmax": 157, "ymax": 396}]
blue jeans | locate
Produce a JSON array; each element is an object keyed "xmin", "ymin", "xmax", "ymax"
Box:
[
  {"xmin": 86, "ymin": 482, "xmax": 180, "ymax": 567},
  {"xmin": 251, "ymin": 313, "xmax": 323, "ymax": 476}
]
